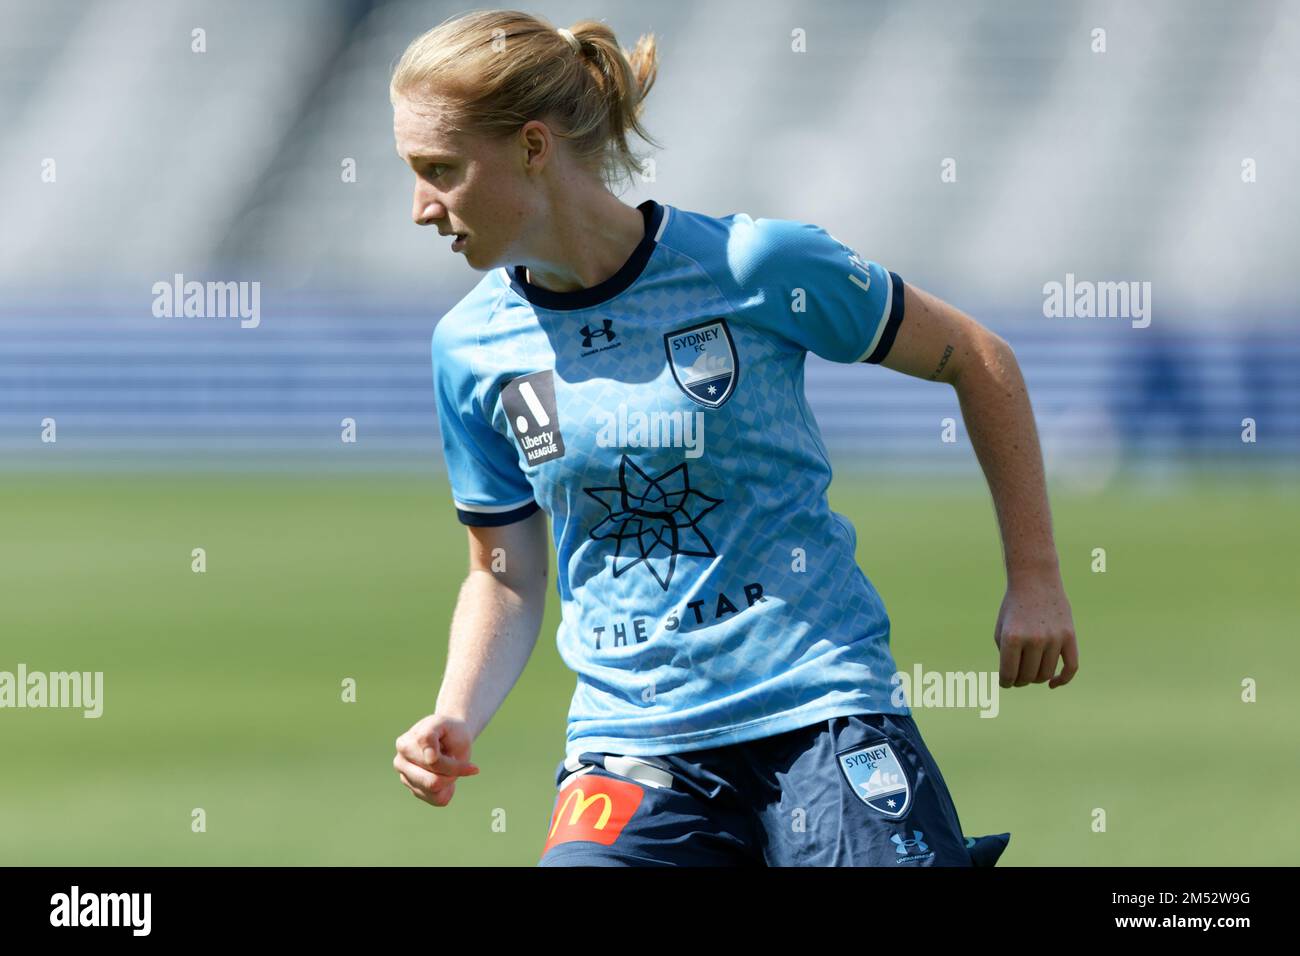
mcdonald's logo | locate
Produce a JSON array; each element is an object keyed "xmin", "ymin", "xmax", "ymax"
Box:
[{"xmin": 541, "ymin": 773, "xmax": 644, "ymax": 854}]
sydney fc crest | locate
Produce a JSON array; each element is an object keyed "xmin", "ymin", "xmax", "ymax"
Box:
[
  {"xmin": 664, "ymin": 318, "xmax": 738, "ymax": 408},
  {"xmin": 838, "ymin": 741, "xmax": 912, "ymax": 817}
]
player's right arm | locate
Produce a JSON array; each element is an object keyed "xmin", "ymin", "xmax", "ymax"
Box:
[{"xmin": 394, "ymin": 507, "xmax": 549, "ymax": 807}]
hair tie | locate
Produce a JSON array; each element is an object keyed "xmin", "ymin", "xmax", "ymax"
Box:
[{"xmin": 557, "ymin": 27, "xmax": 580, "ymax": 54}]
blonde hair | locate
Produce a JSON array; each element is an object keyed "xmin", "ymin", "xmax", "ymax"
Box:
[{"xmin": 390, "ymin": 10, "xmax": 661, "ymax": 193}]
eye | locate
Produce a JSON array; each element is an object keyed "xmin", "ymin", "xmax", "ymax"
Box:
[{"xmin": 426, "ymin": 163, "xmax": 449, "ymax": 180}]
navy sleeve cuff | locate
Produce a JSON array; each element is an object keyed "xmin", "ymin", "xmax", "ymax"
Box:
[
  {"xmin": 861, "ymin": 271, "xmax": 906, "ymax": 365},
  {"xmin": 455, "ymin": 499, "xmax": 541, "ymax": 527}
]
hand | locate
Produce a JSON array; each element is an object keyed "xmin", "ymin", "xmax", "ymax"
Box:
[
  {"xmin": 993, "ymin": 572, "xmax": 1079, "ymax": 689},
  {"xmin": 393, "ymin": 713, "xmax": 481, "ymax": 806}
]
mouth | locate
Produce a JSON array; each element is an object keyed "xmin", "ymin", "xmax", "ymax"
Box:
[{"xmin": 451, "ymin": 233, "xmax": 468, "ymax": 253}]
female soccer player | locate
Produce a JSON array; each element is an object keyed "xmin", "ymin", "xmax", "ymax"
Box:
[{"xmin": 390, "ymin": 11, "xmax": 1079, "ymax": 866}]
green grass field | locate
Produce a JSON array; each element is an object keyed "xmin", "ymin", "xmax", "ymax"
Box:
[{"xmin": 1, "ymin": 472, "xmax": 1296, "ymax": 865}]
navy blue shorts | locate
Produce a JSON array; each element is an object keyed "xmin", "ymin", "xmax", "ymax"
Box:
[{"xmin": 538, "ymin": 713, "xmax": 1010, "ymax": 867}]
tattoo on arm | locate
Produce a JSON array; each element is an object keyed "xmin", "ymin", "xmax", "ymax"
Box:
[{"xmin": 928, "ymin": 344, "xmax": 954, "ymax": 380}]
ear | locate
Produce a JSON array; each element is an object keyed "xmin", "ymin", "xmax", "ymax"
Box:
[{"xmin": 517, "ymin": 119, "xmax": 555, "ymax": 173}]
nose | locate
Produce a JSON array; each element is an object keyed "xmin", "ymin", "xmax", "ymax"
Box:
[{"xmin": 412, "ymin": 179, "xmax": 444, "ymax": 227}]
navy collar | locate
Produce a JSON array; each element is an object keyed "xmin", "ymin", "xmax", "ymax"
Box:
[{"xmin": 506, "ymin": 199, "xmax": 664, "ymax": 311}]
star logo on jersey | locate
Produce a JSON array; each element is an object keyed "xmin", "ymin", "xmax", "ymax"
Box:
[
  {"xmin": 664, "ymin": 318, "xmax": 738, "ymax": 408},
  {"xmin": 584, "ymin": 455, "xmax": 722, "ymax": 591}
]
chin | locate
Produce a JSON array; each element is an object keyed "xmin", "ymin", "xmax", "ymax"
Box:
[{"xmin": 467, "ymin": 247, "xmax": 502, "ymax": 271}]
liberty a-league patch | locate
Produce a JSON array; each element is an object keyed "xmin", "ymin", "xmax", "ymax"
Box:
[
  {"xmin": 838, "ymin": 741, "xmax": 912, "ymax": 818},
  {"xmin": 501, "ymin": 369, "xmax": 566, "ymax": 465},
  {"xmin": 664, "ymin": 318, "xmax": 738, "ymax": 408}
]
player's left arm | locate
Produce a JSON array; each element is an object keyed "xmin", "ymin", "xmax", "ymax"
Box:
[{"xmin": 878, "ymin": 282, "xmax": 1079, "ymax": 690}]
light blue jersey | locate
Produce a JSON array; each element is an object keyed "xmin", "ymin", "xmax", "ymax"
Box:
[{"xmin": 432, "ymin": 199, "xmax": 911, "ymax": 760}]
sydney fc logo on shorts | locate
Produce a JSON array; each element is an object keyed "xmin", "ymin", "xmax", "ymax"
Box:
[
  {"xmin": 838, "ymin": 741, "xmax": 912, "ymax": 817},
  {"xmin": 664, "ymin": 318, "xmax": 738, "ymax": 408}
]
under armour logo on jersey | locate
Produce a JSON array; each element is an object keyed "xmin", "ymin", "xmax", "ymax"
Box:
[
  {"xmin": 580, "ymin": 319, "xmax": 616, "ymax": 349},
  {"xmin": 891, "ymin": 831, "xmax": 928, "ymax": 855},
  {"xmin": 584, "ymin": 455, "xmax": 721, "ymax": 590}
]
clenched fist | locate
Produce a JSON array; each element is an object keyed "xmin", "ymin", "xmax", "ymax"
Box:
[{"xmin": 393, "ymin": 714, "xmax": 481, "ymax": 806}]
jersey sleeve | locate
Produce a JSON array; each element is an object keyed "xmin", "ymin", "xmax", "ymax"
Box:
[
  {"xmin": 745, "ymin": 219, "xmax": 906, "ymax": 364},
  {"xmin": 431, "ymin": 320, "xmax": 540, "ymax": 527}
]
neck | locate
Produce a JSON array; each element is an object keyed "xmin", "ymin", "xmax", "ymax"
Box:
[{"xmin": 519, "ymin": 189, "xmax": 646, "ymax": 293}]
